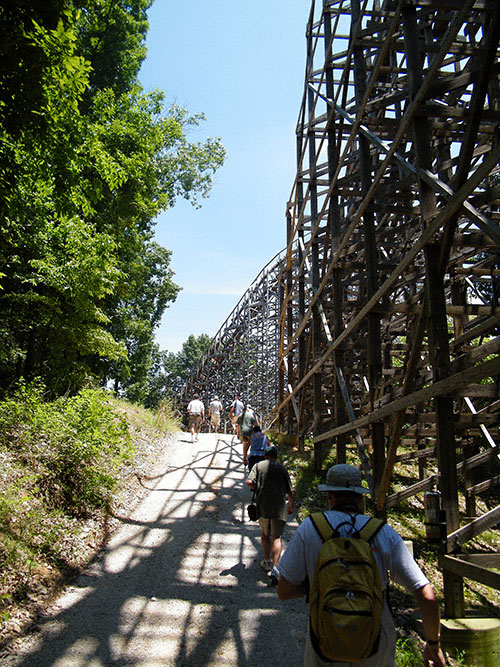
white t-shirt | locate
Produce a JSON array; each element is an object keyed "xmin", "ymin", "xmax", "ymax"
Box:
[
  {"xmin": 187, "ymin": 399, "xmax": 204, "ymax": 415},
  {"xmin": 209, "ymin": 400, "xmax": 222, "ymax": 415},
  {"xmin": 278, "ymin": 509, "xmax": 429, "ymax": 593},
  {"xmin": 278, "ymin": 510, "xmax": 430, "ymax": 667},
  {"xmin": 231, "ymin": 399, "xmax": 244, "ymax": 416}
]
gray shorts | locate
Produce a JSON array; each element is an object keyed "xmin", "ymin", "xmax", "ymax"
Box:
[{"xmin": 258, "ymin": 517, "xmax": 286, "ymax": 539}]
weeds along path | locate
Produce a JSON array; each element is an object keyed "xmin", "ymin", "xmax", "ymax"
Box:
[{"xmin": 5, "ymin": 432, "xmax": 307, "ymax": 666}]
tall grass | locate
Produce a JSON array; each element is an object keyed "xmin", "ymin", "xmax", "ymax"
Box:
[{"xmin": 0, "ymin": 381, "xmax": 177, "ymax": 631}]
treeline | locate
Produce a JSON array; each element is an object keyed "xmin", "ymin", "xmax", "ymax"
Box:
[
  {"xmin": 0, "ymin": 1, "xmax": 225, "ymax": 404},
  {"xmin": 154, "ymin": 333, "xmax": 212, "ymax": 403}
]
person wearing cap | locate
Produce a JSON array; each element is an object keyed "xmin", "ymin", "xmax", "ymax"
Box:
[
  {"xmin": 237, "ymin": 405, "xmax": 258, "ymax": 463},
  {"xmin": 228, "ymin": 395, "xmax": 244, "ymax": 438},
  {"xmin": 246, "ymin": 424, "xmax": 269, "ymax": 471},
  {"xmin": 208, "ymin": 395, "xmax": 223, "ymax": 434},
  {"xmin": 276, "ymin": 464, "xmax": 446, "ymax": 667},
  {"xmin": 187, "ymin": 393, "xmax": 204, "ymax": 443},
  {"xmin": 246, "ymin": 445, "xmax": 294, "ymax": 580}
]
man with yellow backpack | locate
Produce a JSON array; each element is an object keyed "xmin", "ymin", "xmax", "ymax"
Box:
[{"xmin": 276, "ymin": 464, "xmax": 446, "ymax": 667}]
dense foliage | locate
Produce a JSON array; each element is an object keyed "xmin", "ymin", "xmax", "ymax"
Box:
[
  {"xmin": 144, "ymin": 333, "xmax": 213, "ymax": 407},
  {"xmin": 0, "ymin": 382, "xmax": 135, "ymax": 516},
  {"xmin": 0, "ymin": 1, "xmax": 225, "ymax": 400},
  {"xmin": 0, "ymin": 381, "xmax": 178, "ymax": 630}
]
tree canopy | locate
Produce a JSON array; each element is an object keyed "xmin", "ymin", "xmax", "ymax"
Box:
[
  {"xmin": 0, "ymin": 1, "xmax": 225, "ymax": 400},
  {"xmin": 144, "ymin": 333, "xmax": 213, "ymax": 407}
]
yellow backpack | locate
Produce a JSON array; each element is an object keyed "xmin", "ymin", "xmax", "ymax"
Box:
[{"xmin": 309, "ymin": 512, "xmax": 385, "ymax": 663}]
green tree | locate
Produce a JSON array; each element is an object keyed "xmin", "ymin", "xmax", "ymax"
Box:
[
  {"xmin": 0, "ymin": 1, "xmax": 225, "ymax": 396},
  {"xmin": 75, "ymin": 0, "xmax": 151, "ymax": 101},
  {"xmin": 143, "ymin": 334, "xmax": 213, "ymax": 406},
  {"xmin": 176, "ymin": 334, "xmax": 212, "ymax": 380}
]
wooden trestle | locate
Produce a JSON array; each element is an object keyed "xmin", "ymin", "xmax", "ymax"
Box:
[{"xmin": 181, "ymin": 0, "xmax": 500, "ymax": 618}]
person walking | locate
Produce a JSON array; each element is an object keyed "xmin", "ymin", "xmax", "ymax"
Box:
[
  {"xmin": 246, "ymin": 445, "xmax": 294, "ymax": 581},
  {"xmin": 238, "ymin": 405, "xmax": 257, "ymax": 464},
  {"xmin": 276, "ymin": 464, "xmax": 446, "ymax": 667},
  {"xmin": 187, "ymin": 394, "xmax": 204, "ymax": 443},
  {"xmin": 245, "ymin": 424, "xmax": 269, "ymax": 471},
  {"xmin": 229, "ymin": 395, "xmax": 244, "ymax": 438},
  {"xmin": 208, "ymin": 395, "xmax": 223, "ymax": 434}
]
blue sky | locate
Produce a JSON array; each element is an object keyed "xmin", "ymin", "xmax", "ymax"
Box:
[{"xmin": 139, "ymin": 1, "xmax": 310, "ymax": 353}]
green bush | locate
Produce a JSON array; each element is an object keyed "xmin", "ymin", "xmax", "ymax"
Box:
[
  {"xmin": 0, "ymin": 382, "xmax": 174, "ymax": 630},
  {"xmin": 395, "ymin": 637, "xmax": 424, "ymax": 666},
  {"xmin": 0, "ymin": 382, "xmax": 135, "ymax": 516}
]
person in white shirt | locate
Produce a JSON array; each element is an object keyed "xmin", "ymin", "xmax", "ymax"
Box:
[
  {"xmin": 277, "ymin": 464, "xmax": 446, "ymax": 667},
  {"xmin": 187, "ymin": 394, "xmax": 204, "ymax": 443},
  {"xmin": 229, "ymin": 395, "xmax": 244, "ymax": 438},
  {"xmin": 208, "ymin": 395, "xmax": 223, "ymax": 434}
]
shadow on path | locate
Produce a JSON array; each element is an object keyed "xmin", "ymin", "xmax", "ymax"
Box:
[{"xmin": 4, "ymin": 433, "xmax": 307, "ymax": 666}]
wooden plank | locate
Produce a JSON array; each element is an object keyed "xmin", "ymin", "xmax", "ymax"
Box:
[
  {"xmin": 412, "ymin": 413, "xmax": 500, "ymax": 425},
  {"xmin": 315, "ymin": 355, "xmax": 500, "ymax": 442},
  {"xmin": 439, "ymin": 555, "xmax": 500, "ymax": 591},
  {"xmin": 457, "ymin": 448, "xmax": 500, "ymax": 473},
  {"xmin": 456, "ymin": 385, "xmax": 499, "ymax": 398},
  {"xmin": 395, "ymin": 446, "xmax": 435, "ymax": 462},
  {"xmin": 379, "ymin": 305, "xmax": 500, "ymax": 316},
  {"xmin": 386, "ymin": 475, "xmax": 438, "ymax": 508},
  {"xmin": 447, "ymin": 506, "xmax": 500, "ymax": 553},
  {"xmin": 455, "ymin": 554, "xmax": 500, "ymax": 568},
  {"xmin": 466, "ymin": 476, "xmax": 500, "ymax": 495}
]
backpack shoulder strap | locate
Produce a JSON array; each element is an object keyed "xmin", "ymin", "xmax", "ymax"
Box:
[
  {"xmin": 358, "ymin": 517, "xmax": 385, "ymax": 542},
  {"xmin": 309, "ymin": 512, "xmax": 337, "ymax": 542}
]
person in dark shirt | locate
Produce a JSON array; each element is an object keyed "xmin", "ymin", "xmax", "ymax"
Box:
[{"xmin": 246, "ymin": 445, "xmax": 294, "ymax": 581}]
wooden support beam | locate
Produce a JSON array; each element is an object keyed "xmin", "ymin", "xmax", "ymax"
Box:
[
  {"xmin": 386, "ymin": 475, "xmax": 438, "ymax": 508},
  {"xmin": 315, "ymin": 356, "xmax": 500, "ymax": 442},
  {"xmin": 447, "ymin": 506, "xmax": 500, "ymax": 553},
  {"xmin": 439, "ymin": 555, "xmax": 500, "ymax": 591}
]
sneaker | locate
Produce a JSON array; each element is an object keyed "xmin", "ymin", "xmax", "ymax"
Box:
[
  {"xmin": 268, "ymin": 574, "xmax": 278, "ymax": 587},
  {"xmin": 260, "ymin": 559, "xmax": 272, "ymax": 572}
]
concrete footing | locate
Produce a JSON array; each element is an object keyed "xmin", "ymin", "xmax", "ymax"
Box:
[{"xmin": 411, "ymin": 613, "xmax": 500, "ymax": 667}]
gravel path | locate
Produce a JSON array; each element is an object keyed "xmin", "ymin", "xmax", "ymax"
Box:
[{"xmin": 7, "ymin": 432, "xmax": 308, "ymax": 666}]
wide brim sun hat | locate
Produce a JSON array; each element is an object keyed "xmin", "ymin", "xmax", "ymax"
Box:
[{"xmin": 317, "ymin": 464, "xmax": 370, "ymax": 494}]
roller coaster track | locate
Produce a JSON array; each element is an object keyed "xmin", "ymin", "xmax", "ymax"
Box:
[{"xmin": 180, "ymin": 0, "xmax": 500, "ymax": 617}]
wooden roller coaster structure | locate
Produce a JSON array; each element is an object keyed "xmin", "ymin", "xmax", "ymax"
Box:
[{"xmin": 181, "ymin": 0, "xmax": 500, "ymax": 619}]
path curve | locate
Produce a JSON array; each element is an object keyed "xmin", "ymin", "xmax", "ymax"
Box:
[{"xmin": 7, "ymin": 432, "xmax": 307, "ymax": 666}]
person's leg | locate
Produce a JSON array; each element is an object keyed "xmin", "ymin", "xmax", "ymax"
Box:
[
  {"xmin": 261, "ymin": 531, "xmax": 272, "ymax": 560},
  {"xmin": 271, "ymin": 536, "xmax": 282, "ymax": 566},
  {"xmin": 269, "ymin": 520, "xmax": 286, "ymax": 584},
  {"xmin": 258, "ymin": 519, "xmax": 273, "ymax": 570}
]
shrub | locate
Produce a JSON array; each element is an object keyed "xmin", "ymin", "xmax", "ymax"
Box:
[{"xmin": 0, "ymin": 382, "xmax": 135, "ymax": 516}]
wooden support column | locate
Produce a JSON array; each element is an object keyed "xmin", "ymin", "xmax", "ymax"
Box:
[
  {"xmin": 402, "ymin": 4, "xmax": 462, "ymax": 618},
  {"xmin": 324, "ymin": 0, "xmax": 347, "ymax": 464},
  {"xmin": 297, "ymin": 142, "xmax": 306, "ymax": 451},
  {"xmin": 301, "ymin": 6, "xmax": 323, "ymax": 471},
  {"xmin": 352, "ymin": 0, "xmax": 385, "ymax": 496},
  {"xmin": 286, "ymin": 212, "xmax": 295, "ymax": 435}
]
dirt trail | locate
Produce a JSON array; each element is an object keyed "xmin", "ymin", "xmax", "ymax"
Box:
[{"xmin": 5, "ymin": 432, "xmax": 307, "ymax": 666}]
